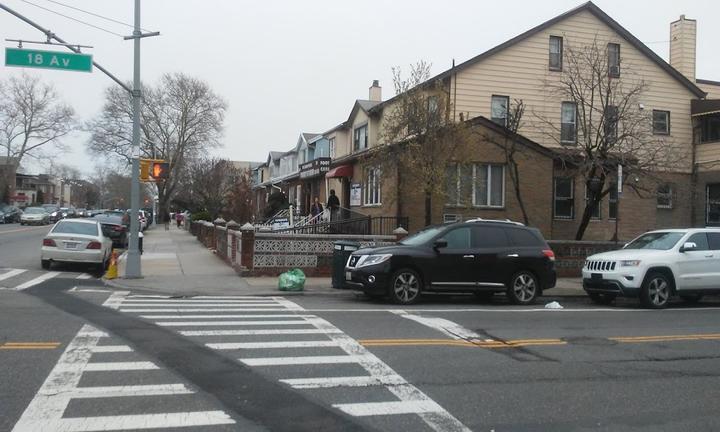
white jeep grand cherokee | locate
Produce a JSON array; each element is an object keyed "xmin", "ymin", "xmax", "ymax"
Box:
[{"xmin": 582, "ymin": 228, "xmax": 720, "ymax": 308}]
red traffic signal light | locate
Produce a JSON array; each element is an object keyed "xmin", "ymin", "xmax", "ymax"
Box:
[{"xmin": 151, "ymin": 162, "xmax": 169, "ymax": 179}]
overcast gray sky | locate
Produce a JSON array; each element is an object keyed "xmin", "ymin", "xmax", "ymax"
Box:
[{"xmin": 1, "ymin": 0, "xmax": 718, "ymax": 175}]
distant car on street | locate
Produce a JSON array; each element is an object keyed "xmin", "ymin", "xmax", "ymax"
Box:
[
  {"xmin": 59, "ymin": 207, "xmax": 77, "ymax": 219},
  {"xmin": 345, "ymin": 219, "xmax": 557, "ymax": 305},
  {"xmin": 93, "ymin": 213, "xmax": 129, "ymax": 248},
  {"xmin": 43, "ymin": 205, "xmax": 62, "ymax": 222},
  {"xmin": 583, "ymin": 228, "xmax": 720, "ymax": 309},
  {"xmin": 41, "ymin": 219, "xmax": 112, "ymax": 271},
  {"xmin": 0, "ymin": 205, "xmax": 23, "ymax": 223},
  {"xmin": 20, "ymin": 207, "xmax": 50, "ymax": 225}
]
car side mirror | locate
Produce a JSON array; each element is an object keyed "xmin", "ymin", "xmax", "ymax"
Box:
[
  {"xmin": 433, "ymin": 239, "xmax": 448, "ymax": 250},
  {"xmin": 680, "ymin": 242, "xmax": 697, "ymax": 253}
]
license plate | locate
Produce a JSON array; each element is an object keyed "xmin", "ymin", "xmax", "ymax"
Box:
[
  {"xmin": 345, "ymin": 271, "xmax": 352, "ymax": 281},
  {"xmin": 591, "ymin": 273, "xmax": 602, "ymax": 280},
  {"xmin": 64, "ymin": 242, "xmax": 77, "ymax": 249}
]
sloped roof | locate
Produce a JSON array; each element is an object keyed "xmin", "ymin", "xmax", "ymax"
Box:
[
  {"xmin": 302, "ymin": 133, "xmax": 320, "ymax": 142},
  {"xmin": 372, "ymin": 1, "xmax": 705, "ymax": 113}
]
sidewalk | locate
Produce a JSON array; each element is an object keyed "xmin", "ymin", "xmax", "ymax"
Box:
[{"xmin": 108, "ymin": 224, "xmax": 586, "ymax": 298}]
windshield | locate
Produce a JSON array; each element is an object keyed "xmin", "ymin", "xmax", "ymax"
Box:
[
  {"xmin": 25, "ymin": 207, "xmax": 46, "ymax": 214},
  {"xmin": 624, "ymin": 232, "xmax": 684, "ymax": 250},
  {"xmin": 399, "ymin": 225, "xmax": 447, "ymax": 246},
  {"xmin": 52, "ymin": 221, "xmax": 98, "ymax": 236}
]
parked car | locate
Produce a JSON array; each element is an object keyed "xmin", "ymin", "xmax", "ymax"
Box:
[
  {"xmin": 41, "ymin": 219, "xmax": 112, "ymax": 271},
  {"xmin": 44, "ymin": 205, "xmax": 63, "ymax": 222},
  {"xmin": 583, "ymin": 228, "xmax": 720, "ymax": 309},
  {"xmin": 59, "ymin": 207, "xmax": 77, "ymax": 219},
  {"xmin": 93, "ymin": 213, "xmax": 129, "ymax": 248},
  {"xmin": 345, "ymin": 219, "xmax": 557, "ymax": 305},
  {"xmin": 20, "ymin": 207, "xmax": 50, "ymax": 225},
  {"xmin": 0, "ymin": 205, "xmax": 23, "ymax": 223}
]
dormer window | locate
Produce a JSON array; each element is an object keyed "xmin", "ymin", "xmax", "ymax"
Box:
[{"xmin": 354, "ymin": 124, "xmax": 368, "ymax": 151}]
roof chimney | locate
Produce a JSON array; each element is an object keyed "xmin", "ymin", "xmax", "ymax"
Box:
[
  {"xmin": 670, "ymin": 15, "xmax": 696, "ymax": 82},
  {"xmin": 369, "ymin": 80, "xmax": 382, "ymax": 102}
]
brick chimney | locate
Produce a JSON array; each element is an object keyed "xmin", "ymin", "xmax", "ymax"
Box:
[
  {"xmin": 369, "ymin": 80, "xmax": 382, "ymax": 102},
  {"xmin": 670, "ymin": 15, "xmax": 696, "ymax": 82}
]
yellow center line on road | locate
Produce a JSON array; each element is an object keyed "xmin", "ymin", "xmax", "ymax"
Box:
[
  {"xmin": 0, "ymin": 342, "xmax": 61, "ymax": 350},
  {"xmin": 611, "ymin": 333, "xmax": 720, "ymax": 343}
]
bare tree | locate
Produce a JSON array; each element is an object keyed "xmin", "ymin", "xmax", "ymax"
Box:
[
  {"xmin": 86, "ymin": 72, "xmax": 227, "ymax": 218},
  {"xmin": 186, "ymin": 157, "xmax": 240, "ymax": 220},
  {"xmin": 0, "ymin": 73, "xmax": 75, "ymax": 195},
  {"xmin": 536, "ymin": 38, "xmax": 688, "ymax": 240},
  {"xmin": 224, "ymin": 167, "xmax": 255, "ymax": 224},
  {"xmin": 372, "ymin": 60, "xmax": 471, "ymax": 227}
]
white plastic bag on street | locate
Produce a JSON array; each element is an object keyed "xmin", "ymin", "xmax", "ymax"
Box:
[{"xmin": 544, "ymin": 301, "xmax": 563, "ymax": 309}]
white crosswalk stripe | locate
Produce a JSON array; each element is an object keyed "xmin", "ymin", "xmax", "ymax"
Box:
[
  {"xmin": 13, "ymin": 271, "xmax": 61, "ymax": 290},
  {"xmin": 113, "ymin": 294, "xmax": 471, "ymax": 432},
  {"xmin": 0, "ymin": 268, "xmax": 98, "ymax": 290},
  {"xmin": 0, "ymin": 268, "xmax": 26, "ymax": 282},
  {"xmin": 12, "ymin": 291, "xmax": 236, "ymax": 431}
]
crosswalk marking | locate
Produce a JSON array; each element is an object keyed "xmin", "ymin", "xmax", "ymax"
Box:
[
  {"xmin": 112, "ymin": 303, "xmax": 284, "ymax": 307},
  {"xmin": 67, "ymin": 384, "xmax": 193, "ymax": 398},
  {"xmin": 241, "ymin": 354, "xmax": 371, "ymax": 366},
  {"xmin": 121, "ymin": 308, "xmax": 288, "ymax": 312},
  {"xmin": 141, "ymin": 314, "xmax": 314, "ymax": 319},
  {"xmin": 0, "ymin": 269, "xmax": 26, "ymax": 282},
  {"xmin": 89, "ymin": 345, "xmax": 133, "ymax": 353},
  {"xmin": 28, "ymin": 411, "xmax": 236, "ymax": 431},
  {"xmin": 14, "ymin": 271, "xmax": 61, "ymax": 290},
  {"xmin": 280, "ymin": 375, "xmax": 406, "ymax": 389},
  {"xmin": 83, "ymin": 361, "xmax": 159, "ymax": 371},
  {"xmin": 207, "ymin": 341, "xmax": 340, "ymax": 350},
  {"xmin": 180, "ymin": 328, "xmax": 342, "ymax": 336},
  {"xmin": 121, "ymin": 298, "xmax": 277, "ymax": 303},
  {"xmin": 157, "ymin": 320, "xmax": 310, "ymax": 327},
  {"xmin": 334, "ymin": 400, "xmax": 446, "ymax": 417},
  {"xmin": 75, "ymin": 273, "xmax": 93, "ymax": 280}
]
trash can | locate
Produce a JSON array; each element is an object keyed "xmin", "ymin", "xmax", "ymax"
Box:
[{"xmin": 332, "ymin": 240, "xmax": 360, "ymax": 289}]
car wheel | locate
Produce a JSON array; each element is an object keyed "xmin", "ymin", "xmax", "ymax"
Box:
[
  {"xmin": 507, "ymin": 271, "xmax": 539, "ymax": 305},
  {"xmin": 41, "ymin": 259, "xmax": 51, "ymax": 270},
  {"xmin": 389, "ymin": 269, "xmax": 422, "ymax": 305},
  {"xmin": 679, "ymin": 293, "xmax": 703, "ymax": 304},
  {"xmin": 640, "ymin": 272, "xmax": 672, "ymax": 309},
  {"xmin": 588, "ymin": 292, "xmax": 617, "ymax": 305}
]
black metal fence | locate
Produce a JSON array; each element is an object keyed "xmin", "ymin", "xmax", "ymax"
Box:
[{"xmin": 272, "ymin": 216, "xmax": 409, "ymax": 236}]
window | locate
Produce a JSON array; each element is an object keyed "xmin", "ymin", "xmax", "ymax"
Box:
[
  {"xmin": 657, "ymin": 184, "xmax": 673, "ymax": 209},
  {"xmin": 608, "ymin": 43, "xmax": 620, "ymax": 77},
  {"xmin": 490, "ymin": 95, "xmax": 509, "ymax": 127},
  {"xmin": 444, "ymin": 227, "xmax": 471, "ymax": 249},
  {"xmin": 506, "ymin": 228, "xmax": 544, "ymax": 247},
  {"xmin": 554, "ymin": 177, "xmax": 574, "ymax": 219},
  {"xmin": 549, "ymin": 36, "xmax": 563, "ymax": 71},
  {"xmin": 329, "ymin": 137, "xmax": 336, "ymax": 158},
  {"xmin": 473, "ymin": 164, "xmax": 505, "ymax": 207},
  {"xmin": 472, "ymin": 226, "xmax": 510, "ymax": 248},
  {"xmin": 653, "ymin": 110, "xmax": 670, "ymax": 135},
  {"xmin": 604, "ymin": 105, "xmax": 618, "ymax": 144},
  {"xmin": 708, "ymin": 233, "xmax": 720, "ymax": 250},
  {"xmin": 445, "ymin": 164, "xmax": 472, "ymax": 206},
  {"xmin": 584, "ymin": 185, "xmax": 601, "ymax": 219},
  {"xmin": 707, "ymin": 184, "xmax": 720, "ymax": 225},
  {"xmin": 561, "ymin": 102, "xmax": 577, "ymax": 144},
  {"xmin": 353, "ymin": 124, "xmax": 368, "ymax": 151},
  {"xmin": 363, "ymin": 167, "xmax": 381, "ymax": 205},
  {"xmin": 609, "ymin": 183, "xmax": 618, "ymax": 220},
  {"xmin": 700, "ymin": 115, "xmax": 720, "ymax": 143},
  {"xmin": 686, "ymin": 233, "xmax": 709, "ymax": 251},
  {"xmin": 427, "ymin": 95, "xmax": 439, "ymax": 119}
]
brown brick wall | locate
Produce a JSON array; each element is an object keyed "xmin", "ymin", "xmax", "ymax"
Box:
[{"xmin": 694, "ymin": 171, "xmax": 720, "ymax": 227}]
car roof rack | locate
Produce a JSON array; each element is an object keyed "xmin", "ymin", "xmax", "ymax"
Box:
[{"xmin": 464, "ymin": 218, "xmax": 525, "ymax": 226}]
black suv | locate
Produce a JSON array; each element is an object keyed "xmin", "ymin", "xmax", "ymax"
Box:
[{"xmin": 345, "ymin": 219, "xmax": 557, "ymax": 305}]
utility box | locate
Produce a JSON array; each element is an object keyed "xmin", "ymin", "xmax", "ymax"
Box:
[{"xmin": 332, "ymin": 240, "xmax": 360, "ymax": 289}]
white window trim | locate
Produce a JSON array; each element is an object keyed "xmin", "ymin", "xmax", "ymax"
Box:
[
  {"xmin": 560, "ymin": 102, "xmax": 577, "ymax": 144},
  {"xmin": 472, "ymin": 164, "xmax": 505, "ymax": 208},
  {"xmin": 354, "ymin": 124, "xmax": 369, "ymax": 152},
  {"xmin": 554, "ymin": 177, "xmax": 574, "ymax": 220},
  {"xmin": 490, "ymin": 95, "xmax": 509, "ymax": 127},
  {"xmin": 363, "ymin": 167, "xmax": 381, "ymax": 206}
]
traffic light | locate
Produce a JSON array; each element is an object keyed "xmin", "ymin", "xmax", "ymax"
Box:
[
  {"xmin": 139, "ymin": 159, "xmax": 151, "ymax": 181},
  {"xmin": 151, "ymin": 161, "xmax": 169, "ymax": 179}
]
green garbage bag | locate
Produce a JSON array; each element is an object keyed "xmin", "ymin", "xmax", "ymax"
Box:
[{"xmin": 278, "ymin": 268, "xmax": 306, "ymax": 291}]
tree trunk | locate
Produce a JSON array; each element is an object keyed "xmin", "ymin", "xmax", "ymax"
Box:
[
  {"xmin": 510, "ymin": 162, "xmax": 529, "ymax": 225},
  {"xmin": 575, "ymin": 194, "xmax": 602, "ymax": 240},
  {"xmin": 424, "ymin": 190, "xmax": 432, "ymax": 227}
]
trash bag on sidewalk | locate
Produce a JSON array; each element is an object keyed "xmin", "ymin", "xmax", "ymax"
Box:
[{"xmin": 278, "ymin": 268, "xmax": 306, "ymax": 292}]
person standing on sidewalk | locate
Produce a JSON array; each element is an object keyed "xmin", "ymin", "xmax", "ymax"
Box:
[
  {"xmin": 326, "ymin": 189, "xmax": 340, "ymax": 222},
  {"xmin": 175, "ymin": 211, "xmax": 184, "ymax": 228}
]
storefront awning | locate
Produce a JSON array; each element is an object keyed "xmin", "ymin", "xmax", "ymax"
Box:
[{"xmin": 325, "ymin": 164, "xmax": 353, "ymax": 178}]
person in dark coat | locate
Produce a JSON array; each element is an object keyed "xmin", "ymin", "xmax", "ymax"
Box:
[{"xmin": 326, "ymin": 189, "xmax": 340, "ymax": 221}]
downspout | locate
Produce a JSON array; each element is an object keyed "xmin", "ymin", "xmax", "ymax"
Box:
[{"xmin": 690, "ymin": 114, "xmax": 698, "ymax": 227}]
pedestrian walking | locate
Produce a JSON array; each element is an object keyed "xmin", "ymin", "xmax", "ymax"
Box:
[
  {"xmin": 310, "ymin": 197, "xmax": 323, "ymax": 223},
  {"xmin": 327, "ymin": 189, "xmax": 340, "ymax": 222},
  {"xmin": 175, "ymin": 211, "xmax": 183, "ymax": 228}
]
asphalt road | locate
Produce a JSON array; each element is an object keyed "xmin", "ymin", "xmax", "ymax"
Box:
[
  {"xmin": 0, "ymin": 222, "xmax": 51, "ymax": 270},
  {"xmin": 3, "ymin": 226, "xmax": 720, "ymax": 431}
]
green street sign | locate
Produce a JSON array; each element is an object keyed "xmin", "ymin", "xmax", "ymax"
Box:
[{"xmin": 5, "ymin": 47, "xmax": 93, "ymax": 73}]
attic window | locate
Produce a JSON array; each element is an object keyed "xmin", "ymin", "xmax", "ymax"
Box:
[
  {"xmin": 549, "ymin": 36, "xmax": 563, "ymax": 71},
  {"xmin": 608, "ymin": 43, "xmax": 620, "ymax": 77}
]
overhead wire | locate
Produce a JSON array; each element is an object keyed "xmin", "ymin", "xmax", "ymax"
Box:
[
  {"xmin": 40, "ymin": 0, "xmax": 153, "ymax": 33},
  {"xmin": 19, "ymin": 0, "xmax": 125, "ymax": 37}
]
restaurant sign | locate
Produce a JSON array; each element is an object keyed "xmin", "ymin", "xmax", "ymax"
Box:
[{"xmin": 299, "ymin": 157, "xmax": 331, "ymax": 179}]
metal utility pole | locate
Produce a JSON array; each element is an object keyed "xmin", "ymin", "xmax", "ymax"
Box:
[{"xmin": 124, "ymin": 0, "xmax": 159, "ymax": 278}]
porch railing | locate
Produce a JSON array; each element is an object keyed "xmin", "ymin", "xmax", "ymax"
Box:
[{"xmin": 272, "ymin": 215, "xmax": 409, "ymax": 236}]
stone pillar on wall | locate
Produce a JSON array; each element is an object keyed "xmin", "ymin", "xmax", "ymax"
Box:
[
  {"xmin": 226, "ymin": 221, "xmax": 240, "ymax": 264},
  {"xmin": 240, "ymin": 223, "xmax": 255, "ymax": 270}
]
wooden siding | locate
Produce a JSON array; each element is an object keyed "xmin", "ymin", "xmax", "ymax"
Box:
[
  {"xmin": 698, "ymin": 82, "xmax": 720, "ymax": 99},
  {"xmin": 451, "ymin": 9, "xmax": 696, "ymax": 173}
]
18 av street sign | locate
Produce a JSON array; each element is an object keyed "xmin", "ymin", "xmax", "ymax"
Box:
[{"xmin": 5, "ymin": 47, "xmax": 92, "ymax": 72}]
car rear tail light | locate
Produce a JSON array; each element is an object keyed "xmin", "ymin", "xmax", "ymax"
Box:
[
  {"xmin": 43, "ymin": 238, "xmax": 56, "ymax": 247},
  {"xmin": 86, "ymin": 241, "xmax": 102, "ymax": 250},
  {"xmin": 542, "ymin": 249, "xmax": 556, "ymax": 261}
]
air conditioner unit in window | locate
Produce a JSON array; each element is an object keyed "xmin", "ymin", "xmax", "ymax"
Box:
[
  {"xmin": 609, "ymin": 66, "xmax": 620, "ymax": 76},
  {"xmin": 443, "ymin": 214, "xmax": 462, "ymax": 223}
]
